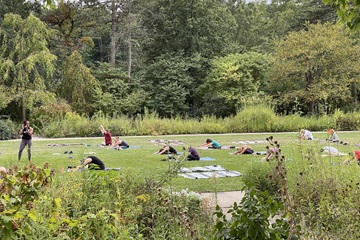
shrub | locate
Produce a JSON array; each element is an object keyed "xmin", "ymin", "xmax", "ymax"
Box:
[
  {"xmin": 31, "ymin": 100, "xmax": 72, "ymax": 129},
  {"xmin": 242, "ymin": 160, "xmax": 281, "ymax": 197},
  {"xmin": 231, "ymin": 104, "xmax": 276, "ymax": 132},
  {"xmin": 0, "ymin": 119, "xmax": 17, "ymax": 140},
  {"xmin": 213, "ymin": 187, "xmax": 290, "ymax": 240}
]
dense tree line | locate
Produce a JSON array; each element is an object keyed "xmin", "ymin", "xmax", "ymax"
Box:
[{"xmin": 1, "ymin": 0, "xmax": 358, "ymax": 123}]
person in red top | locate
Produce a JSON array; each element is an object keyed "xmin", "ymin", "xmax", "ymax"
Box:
[
  {"xmin": 99, "ymin": 125, "xmax": 112, "ymax": 146},
  {"xmin": 343, "ymin": 150, "xmax": 360, "ymax": 165}
]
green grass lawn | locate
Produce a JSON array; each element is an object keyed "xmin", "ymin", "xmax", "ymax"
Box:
[{"xmin": 1, "ymin": 131, "xmax": 358, "ymax": 192}]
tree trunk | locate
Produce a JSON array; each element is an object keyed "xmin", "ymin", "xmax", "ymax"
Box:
[
  {"xmin": 128, "ymin": 30, "xmax": 132, "ymax": 78},
  {"xmin": 109, "ymin": 0, "xmax": 117, "ymax": 67}
]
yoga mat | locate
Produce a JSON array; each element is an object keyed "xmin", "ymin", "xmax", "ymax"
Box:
[
  {"xmin": 254, "ymin": 151, "xmax": 267, "ymax": 155},
  {"xmin": 179, "ymin": 171, "xmax": 242, "ymax": 179},
  {"xmin": 105, "ymin": 167, "xmax": 121, "ymax": 171},
  {"xmin": 129, "ymin": 146, "xmax": 141, "ymax": 149},
  {"xmin": 200, "ymin": 157, "xmax": 216, "ymax": 161}
]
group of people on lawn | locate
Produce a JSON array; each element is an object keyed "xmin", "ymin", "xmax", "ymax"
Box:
[{"xmin": 1, "ymin": 123, "xmax": 357, "ymax": 177}]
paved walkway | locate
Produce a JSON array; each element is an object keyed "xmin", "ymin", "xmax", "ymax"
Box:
[{"xmin": 201, "ymin": 191, "xmax": 244, "ymax": 219}]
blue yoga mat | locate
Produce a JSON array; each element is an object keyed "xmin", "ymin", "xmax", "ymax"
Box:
[
  {"xmin": 200, "ymin": 157, "xmax": 216, "ymax": 161},
  {"xmin": 129, "ymin": 146, "xmax": 141, "ymax": 149}
]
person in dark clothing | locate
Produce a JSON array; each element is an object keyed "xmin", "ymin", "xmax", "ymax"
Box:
[
  {"xmin": 187, "ymin": 147, "xmax": 200, "ymax": 161},
  {"xmin": 231, "ymin": 145, "xmax": 254, "ymax": 155},
  {"xmin": 156, "ymin": 146, "xmax": 177, "ymax": 155},
  {"xmin": 111, "ymin": 137, "xmax": 130, "ymax": 150},
  {"xmin": 84, "ymin": 156, "xmax": 105, "ymax": 170},
  {"xmin": 18, "ymin": 120, "xmax": 33, "ymax": 161}
]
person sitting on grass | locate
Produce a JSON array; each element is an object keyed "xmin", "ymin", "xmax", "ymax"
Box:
[
  {"xmin": 199, "ymin": 138, "xmax": 221, "ymax": 149},
  {"xmin": 327, "ymin": 129, "xmax": 340, "ymax": 143},
  {"xmin": 156, "ymin": 146, "xmax": 177, "ymax": 155},
  {"xmin": 99, "ymin": 125, "xmax": 112, "ymax": 146},
  {"xmin": 186, "ymin": 147, "xmax": 200, "ymax": 161},
  {"xmin": 111, "ymin": 137, "xmax": 130, "ymax": 150},
  {"xmin": 68, "ymin": 156, "xmax": 105, "ymax": 171},
  {"xmin": 299, "ymin": 129, "xmax": 313, "ymax": 140},
  {"xmin": 231, "ymin": 145, "xmax": 254, "ymax": 155}
]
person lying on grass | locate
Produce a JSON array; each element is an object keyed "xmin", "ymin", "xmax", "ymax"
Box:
[
  {"xmin": 342, "ymin": 151, "xmax": 360, "ymax": 165},
  {"xmin": 110, "ymin": 137, "xmax": 130, "ymax": 150},
  {"xmin": 67, "ymin": 156, "xmax": 106, "ymax": 172},
  {"xmin": 155, "ymin": 146, "xmax": 178, "ymax": 155},
  {"xmin": 199, "ymin": 138, "xmax": 221, "ymax": 149},
  {"xmin": 231, "ymin": 145, "xmax": 254, "ymax": 155}
]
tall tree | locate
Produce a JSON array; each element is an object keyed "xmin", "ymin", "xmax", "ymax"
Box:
[
  {"xmin": 268, "ymin": 23, "xmax": 360, "ymax": 115},
  {"xmin": 92, "ymin": 62, "xmax": 146, "ymax": 116},
  {"xmin": 0, "ymin": 13, "xmax": 57, "ymax": 120},
  {"xmin": 199, "ymin": 52, "xmax": 273, "ymax": 116},
  {"xmin": 58, "ymin": 50, "xmax": 100, "ymax": 114},
  {"xmin": 141, "ymin": 0, "xmax": 237, "ymax": 60},
  {"xmin": 0, "ymin": 0, "xmax": 42, "ymax": 21},
  {"xmin": 323, "ymin": 0, "xmax": 360, "ymax": 30}
]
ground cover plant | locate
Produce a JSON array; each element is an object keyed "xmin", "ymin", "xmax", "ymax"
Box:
[{"xmin": 2, "ymin": 131, "xmax": 360, "ymax": 238}]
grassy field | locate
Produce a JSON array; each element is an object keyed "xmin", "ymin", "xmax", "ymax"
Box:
[{"xmin": 0, "ymin": 131, "xmax": 358, "ymax": 192}]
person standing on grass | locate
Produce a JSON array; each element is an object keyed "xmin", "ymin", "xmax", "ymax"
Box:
[
  {"xmin": 18, "ymin": 120, "xmax": 33, "ymax": 161},
  {"xmin": 199, "ymin": 138, "xmax": 222, "ymax": 149},
  {"xmin": 99, "ymin": 125, "xmax": 112, "ymax": 146}
]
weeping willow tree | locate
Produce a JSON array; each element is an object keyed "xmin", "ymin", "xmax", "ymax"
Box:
[
  {"xmin": 0, "ymin": 13, "xmax": 57, "ymax": 120},
  {"xmin": 58, "ymin": 50, "xmax": 101, "ymax": 114}
]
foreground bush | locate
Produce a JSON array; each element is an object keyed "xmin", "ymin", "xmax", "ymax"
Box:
[
  {"xmin": 236, "ymin": 135, "xmax": 360, "ymax": 239},
  {"xmin": 0, "ymin": 162, "xmax": 213, "ymax": 239}
]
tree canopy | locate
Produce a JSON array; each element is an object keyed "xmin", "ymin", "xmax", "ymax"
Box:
[{"xmin": 1, "ymin": 0, "xmax": 359, "ymax": 121}]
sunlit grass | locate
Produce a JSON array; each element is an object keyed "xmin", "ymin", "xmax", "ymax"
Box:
[{"xmin": 1, "ymin": 131, "xmax": 359, "ymax": 192}]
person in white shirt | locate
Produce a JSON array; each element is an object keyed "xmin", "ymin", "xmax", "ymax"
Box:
[
  {"xmin": 327, "ymin": 129, "xmax": 339, "ymax": 142},
  {"xmin": 299, "ymin": 129, "xmax": 313, "ymax": 140}
]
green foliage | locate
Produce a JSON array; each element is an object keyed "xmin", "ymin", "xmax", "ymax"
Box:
[
  {"xmin": 242, "ymin": 160, "xmax": 280, "ymax": 196},
  {"xmin": 213, "ymin": 187, "xmax": 290, "ymax": 240},
  {"xmin": 0, "ymin": 158, "xmax": 213, "ymax": 239},
  {"xmin": 230, "ymin": 104, "xmax": 276, "ymax": 132},
  {"xmin": 36, "ymin": 107, "xmax": 360, "ymax": 137},
  {"xmin": 58, "ymin": 50, "xmax": 100, "ymax": 114},
  {"xmin": 286, "ymin": 143, "xmax": 360, "ymax": 238},
  {"xmin": 31, "ymin": 99, "xmax": 72, "ymax": 129},
  {"xmin": 334, "ymin": 111, "xmax": 360, "ymax": 131},
  {"xmin": 0, "ymin": 13, "xmax": 57, "ymax": 120},
  {"xmin": 323, "ymin": 0, "xmax": 360, "ymax": 30},
  {"xmin": 0, "ymin": 119, "xmax": 17, "ymax": 140},
  {"xmin": 269, "ymin": 22, "xmax": 360, "ymax": 115},
  {"xmin": 92, "ymin": 62, "xmax": 146, "ymax": 116},
  {"xmin": 141, "ymin": 53, "xmax": 195, "ymax": 117},
  {"xmin": 142, "ymin": 0, "xmax": 237, "ymax": 59},
  {"xmin": 201, "ymin": 52, "xmax": 273, "ymax": 112},
  {"xmin": 0, "ymin": 163, "xmax": 55, "ymax": 240}
]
